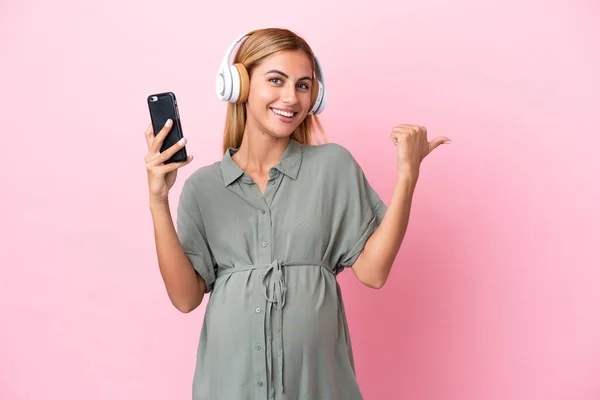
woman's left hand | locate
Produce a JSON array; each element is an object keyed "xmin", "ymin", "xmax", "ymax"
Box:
[{"xmin": 391, "ymin": 124, "xmax": 451, "ymax": 175}]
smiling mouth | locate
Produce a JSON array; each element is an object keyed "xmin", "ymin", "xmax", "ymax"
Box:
[{"xmin": 270, "ymin": 108, "xmax": 297, "ymax": 118}]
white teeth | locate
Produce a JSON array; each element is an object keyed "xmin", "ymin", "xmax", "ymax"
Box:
[{"xmin": 272, "ymin": 108, "xmax": 294, "ymax": 118}]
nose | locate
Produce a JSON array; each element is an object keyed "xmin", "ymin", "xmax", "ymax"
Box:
[{"xmin": 281, "ymin": 83, "xmax": 298, "ymax": 104}]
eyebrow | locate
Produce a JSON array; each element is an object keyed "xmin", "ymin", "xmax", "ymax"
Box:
[{"xmin": 264, "ymin": 69, "xmax": 312, "ymax": 81}]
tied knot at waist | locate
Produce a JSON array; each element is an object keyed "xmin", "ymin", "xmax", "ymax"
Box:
[
  {"xmin": 261, "ymin": 259, "xmax": 288, "ymax": 311},
  {"xmin": 217, "ymin": 259, "xmax": 335, "ymax": 305}
]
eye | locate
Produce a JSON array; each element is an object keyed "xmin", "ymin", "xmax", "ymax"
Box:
[
  {"xmin": 268, "ymin": 77, "xmax": 282, "ymax": 84},
  {"xmin": 297, "ymin": 83, "xmax": 310, "ymax": 90}
]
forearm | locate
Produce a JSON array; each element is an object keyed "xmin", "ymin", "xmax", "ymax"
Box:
[
  {"xmin": 352, "ymin": 171, "xmax": 418, "ymax": 288},
  {"xmin": 150, "ymin": 200, "xmax": 206, "ymax": 312}
]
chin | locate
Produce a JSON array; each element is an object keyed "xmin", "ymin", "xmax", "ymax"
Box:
[
  {"xmin": 265, "ymin": 109, "xmax": 303, "ymax": 138},
  {"xmin": 263, "ymin": 129, "xmax": 294, "ymax": 141},
  {"xmin": 269, "ymin": 123, "xmax": 300, "ymax": 139}
]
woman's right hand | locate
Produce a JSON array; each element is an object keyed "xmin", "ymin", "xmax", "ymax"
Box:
[{"xmin": 145, "ymin": 119, "xmax": 193, "ymax": 204}]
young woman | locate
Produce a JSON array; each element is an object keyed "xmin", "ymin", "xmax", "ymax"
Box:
[{"xmin": 144, "ymin": 28, "xmax": 450, "ymax": 400}]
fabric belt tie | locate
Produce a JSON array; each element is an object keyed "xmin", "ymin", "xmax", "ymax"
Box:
[{"xmin": 262, "ymin": 259, "xmax": 286, "ymax": 394}]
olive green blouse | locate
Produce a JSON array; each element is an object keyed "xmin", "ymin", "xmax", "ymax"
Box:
[{"xmin": 176, "ymin": 138, "xmax": 386, "ymax": 400}]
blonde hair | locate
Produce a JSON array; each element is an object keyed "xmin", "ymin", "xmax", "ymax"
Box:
[{"xmin": 222, "ymin": 28, "xmax": 327, "ymax": 154}]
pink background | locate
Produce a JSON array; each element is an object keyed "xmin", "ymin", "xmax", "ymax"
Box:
[{"xmin": 1, "ymin": 0, "xmax": 599, "ymax": 399}]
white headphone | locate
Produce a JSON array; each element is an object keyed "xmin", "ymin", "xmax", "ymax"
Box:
[{"xmin": 215, "ymin": 29, "xmax": 327, "ymax": 115}]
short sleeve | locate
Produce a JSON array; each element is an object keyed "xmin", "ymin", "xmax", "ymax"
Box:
[
  {"xmin": 176, "ymin": 178, "xmax": 217, "ymax": 293},
  {"xmin": 336, "ymin": 148, "xmax": 387, "ymax": 270}
]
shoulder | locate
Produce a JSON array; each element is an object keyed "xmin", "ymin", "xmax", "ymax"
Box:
[
  {"xmin": 302, "ymin": 142, "xmax": 360, "ymax": 171},
  {"xmin": 186, "ymin": 161, "xmax": 221, "ymax": 183},
  {"xmin": 179, "ymin": 161, "xmax": 222, "ymax": 198}
]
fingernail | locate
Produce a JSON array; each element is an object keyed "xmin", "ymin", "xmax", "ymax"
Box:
[
  {"xmin": 444, "ymin": 140, "xmax": 452, "ymax": 144},
  {"xmin": 165, "ymin": 119, "xmax": 172, "ymax": 127},
  {"xmin": 178, "ymin": 138, "xmax": 186, "ymax": 145}
]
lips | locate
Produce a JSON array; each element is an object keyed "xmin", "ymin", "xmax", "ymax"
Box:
[{"xmin": 270, "ymin": 107, "xmax": 297, "ymax": 118}]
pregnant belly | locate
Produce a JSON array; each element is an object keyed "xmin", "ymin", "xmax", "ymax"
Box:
[{"xmin": 205, "ymin": 265, "xmax": 342, "ymax": 354}]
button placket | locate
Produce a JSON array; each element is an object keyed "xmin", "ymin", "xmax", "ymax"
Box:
[
  {"xmin": 254, "ymin": 172, "xmax": 277, "ymax": 397},
  {"xmin": 257, "ymin": 204, "xmax": 272, "ymax": 265},
  {"xmin": 263, "ymin": 170, "xmax": 283, "ymax": 208},
  {"xmin": 252, "ymin": 291, "xmax": 268, "ymax": 399}
]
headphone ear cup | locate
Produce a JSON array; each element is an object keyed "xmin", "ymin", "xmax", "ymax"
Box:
[
  {"xmin": 216, "ymin": 65, "xmax": 232, "ymax": 102},
  {"xmin": 309, "ymin": 80, "xmax": 325, "ymax": 115},
  {"xmin": 316, "ymin": 81, "xmax": 327, "ymax": 114},
  {"xmin": 234, "ymin": 63, "xmax": 250, "ymax": 103},
  {"xmin": 228, "ymin": 64, "xmax": 241, "ymax": 103},
  {"xmin": 309, "ymin": 80, "xmax": 318, "ymax": 111}
]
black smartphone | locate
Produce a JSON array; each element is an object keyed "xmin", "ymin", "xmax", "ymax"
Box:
[{"xmin": 147, "ymin": 92, "xmax": 187, "ymax": 164}]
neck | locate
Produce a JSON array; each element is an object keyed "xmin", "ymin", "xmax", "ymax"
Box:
[{"xmin": 233, "ymin": 125, "xmax": 291, "ymax": 175}]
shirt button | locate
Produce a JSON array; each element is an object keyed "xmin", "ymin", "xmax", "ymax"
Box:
[
  {"xmin": 255, "ymin": 344, "xmax": 262, "ymax": 351},
  {"xmin": 259, "ymin": 273, "xmax": 265, "ymax": 279},
  {"xmin": 261, "ymin": 242, "xmax": 268, "ymax": 247},
  {"xmin": 261, "ymin": 210, "xmax": 266, "ymax": 214},
  {"xmin": 257, "ymin": 380, "xmax": 264, "ymax": 387},
  {"xmin": 255, "ymin": 307, "xmax": 261, "ymax": 314}
]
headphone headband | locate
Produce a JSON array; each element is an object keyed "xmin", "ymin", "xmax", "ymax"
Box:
[
  {"xmin": 219, "ymin": 31, "xmax": 251, "ymax": 72},
  {"xmin": 215, "ymin": 29, "xmax": 327, "ymax": 115}
]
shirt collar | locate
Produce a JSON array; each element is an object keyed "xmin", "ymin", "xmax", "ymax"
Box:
[{"xmin": 220, "ymin": 138, "xmax": 303, "ymax": 187}]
